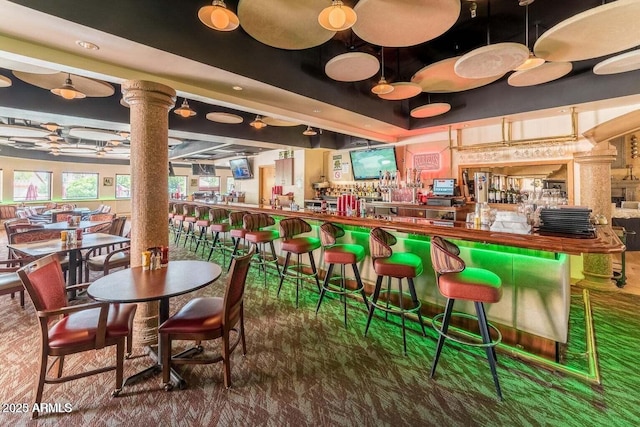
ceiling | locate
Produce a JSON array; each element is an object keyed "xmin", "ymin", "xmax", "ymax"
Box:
[{"xmin": 0, "ymin": 0, "xmax": 640, "ymax": 165}]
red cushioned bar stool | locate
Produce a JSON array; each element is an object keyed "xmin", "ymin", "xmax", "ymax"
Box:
[
  {"xmin": 315, "ymin": 222, "xmax": 368, "ymax": 327},
  {"xmin": 277, "ymin": 218, "xmax": 321, "ymax": 308},
  {"xmin": 243, "ymin": 213, "xmax": 281, "ymax": 288},
  {"xmin": 189, "ymin": 205, "xmax": 210, "ymax": 253},
  {"xmin": 429, "ymin": 236, "xmax": 503, "ymax": 400},
  {"xmin": 205, "ymin": 208, "xmax": 231, "ymax": 265},
  {"xmin": 171, "ymin": 203, "xmax": 185, "ymax": 243},
  {"xmin": 364, "ymin": 227, "xmax": 427, "ymax": 355},
  {"xmin": 227, "ymin": 211, "xmax": 250, "ymax": 271}
]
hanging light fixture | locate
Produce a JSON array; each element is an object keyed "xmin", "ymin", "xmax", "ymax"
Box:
[
  {"xmin": 250, "ymin": 115, "xmax": 267, "ymax": 129},
  {"xmin": 41, "ymin": 122, "xmax": 61, "ymax": 132},
  {"xmin": 174, "ymin": 98, "xmax": 197, "ymax": 118},
  {"xmin": 302, "ymin": 126, "xmax": 318, "ymax": 136},
  {"xmin": 46, "ymin": 132, "xmax": 62, "ymax": 142},
  {"xmin": 318, "ymin": 1, "xmax": 357, "ymax": 31},
  {"xmin": 198, "ymin": 0, "xmax": 239, "ymax": 32},
  {"xmin": 372, "ymin": 47, "xmax": 394, "ymax": 95},
  {"xmin": 514, "ymin": 3, "xmax": 544, "ymax": 71},
  {"xmin": 51, "ymin": 73, "xmax": 86, "ymax": 99}
]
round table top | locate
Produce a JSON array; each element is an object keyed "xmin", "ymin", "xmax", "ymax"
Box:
[{"xmin": 87, "ymin": 260, "xmax": 222, "ymax": 304}]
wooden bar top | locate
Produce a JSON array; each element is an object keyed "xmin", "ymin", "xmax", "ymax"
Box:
[{"xmin": 172, "ymin": 200, "xmax": 624, "ymax": 255}]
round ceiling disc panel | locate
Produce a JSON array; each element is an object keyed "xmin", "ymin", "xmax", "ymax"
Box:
[
  {"xmin": 455, "ymin": 43, "xmax": 530, "ymax": 79},
  {"xmin": 0, "ymin": 124, "xmax": 49, "ymax": 138},
  {"xmin": 0, "ymin": 58, "xmax": 57, "ymax": 74},
  {"xmin": 410, "ymin": 103, "xmax": 451, "ymax": 119},
  {"xmin": 12, "ymin": 71, "xmax": 115, "ymax": 97},
  {"xmin": 262, "ymin": 117, "xmax": 300, "ymax": 127},
  {"xmin": 411, "ymin": 57, "xmax": 503, "ymax": 93},
  {"xmin": 353, "ymin": 0, "xmax": 460, "ymax": 47},
  {"xmin": 508, "ymin": 62, "xmax": 573, "ymax": 87},
  {"xmin": 0, "ymin": 75, "xmax": 11, "ymax": 87},
  {"xmin": 238, "ymin": 0, "xmax": 335, "ymax": 50},
  {"xmin": 206, "ymin": 112, "xmax": 244, "ymax": 124},
  {"xmin": 69, "ymin": 128, "xmax": 126, "ymax": 141},
  {"xmin": 378, "ymin": 82, "xmax": 422, "ymax": 100},
  {"xmin": 325, "ymin": 52, "xmax": 379, "ymax": 82},
  {"xmin": 594, "ymin": 50, "xmax": 640, "ymax": 75},
  {"xmin": 534, "ymin": 0, "xmax": 640, "ymax": 62}
]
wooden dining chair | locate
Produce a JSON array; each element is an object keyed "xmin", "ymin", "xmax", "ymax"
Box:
[
  {"xmin": 159, "ymin": 248, "xmax": 254, "ymax": 390},
  {"xmin": 0, "ymin": 257, "xmax": 33, "ymax": 308},
  {"xmin": 17, "ymin": 254, "xmax": 137, "ymax": 419}
]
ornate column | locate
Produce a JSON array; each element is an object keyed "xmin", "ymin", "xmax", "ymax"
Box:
[
  {"xmin": 121, "ymin": 81, "xmax": 176, "ymax": 347},
  {"xmin": 574, "ymin": 141, "xmax": 617, "ymax": 290}
]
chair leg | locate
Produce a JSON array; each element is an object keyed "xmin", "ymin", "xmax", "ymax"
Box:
[
  {"xmin": 408, "ymin": 277, "xmax": 426, "ymax": 337},
  {"xmin": 364, "ymin": 275, "xmax": 384, "ymax": 337},
  {"xmin": 222, "ymin": 331, "xmax": 232, "ymax": 389},
  {"xmin": 308, "ymin": 251, "xmax": 321, "ymax": 291},
  {"xmin": 32, "ymin": 351, "xmax": 48, "ymax": 419},
  {"xmin": 19, "ymin": 290, "xmax": 25, "ymax": 308},
  {"xmin": 228, "ymin": 238, "xmax": 241, "ymax": 272},
  {"xmin": 207, "ymin": 232, "xmax": 221, "ymax": 261},
  {"xmin": 430, "ymin": 298, "xmax": 455, "ymax": 378},
  {"xmin": 161, "ymin": 333, "xmax": 172, "ymax": 389},
  {"xmin": 278, "ymin": 252, "xmax": 291, "ymax": 296},
  {"xmin": 480, "ymin": 302, "xmax": 498, "ymax": 363},
  {"xmin": 475, "ymin": 301, "xmax": 503, "ymax": 400},
  {"xmin": 240, "ymin": 307, "xmax": 247, "ymax": 355},
  {"xmin": 315, "ymin": 263, "xmax": 334, "ymax": 315},
  {"xmin": 341, "ymin": 264, "xmax": 348, "ymax": 328},
  {"xmin": 352, "ymin": 263, "xmax": 368, "ymax": 310},
  {"xmin": 113, "ymin": 339, "xmax": 124, "ymax": 397},
  {"xmin": 269, "ymin": 241, "xmax": 281, "ymax": 278},
  {"xmin": 398, "ymin": 278, "xmax": 408, "ymax": 356}
]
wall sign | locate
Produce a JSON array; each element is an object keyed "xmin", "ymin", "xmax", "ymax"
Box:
[{"xmin": 413, "ymin": 153, "xmax": 440, "ymax": 171}]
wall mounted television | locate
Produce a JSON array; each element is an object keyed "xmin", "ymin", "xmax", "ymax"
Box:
[
  {"xmin": 349, "ymin": 147, "xmax": 398, "ymax": 180},
  {"xmin": 432, "ymin": 178, "xmax": 456, "ymax": 196},
  {"xmin": 191, "ymin": 163, "xmax": 216, "ymax": 176},
  {"xmin": 229, "ymin": 157, "xmax": 253, "ymax": 180}
]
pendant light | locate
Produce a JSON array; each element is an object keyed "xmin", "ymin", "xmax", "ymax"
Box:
[
  {"xmin": 514, "ymin": 2, "xmax": 545, "ymax": 71},
  {"xmin": 371, "ymin": 47, "xmax": 394, "ymax": 95},
  {"xmin": 174, "ymin": 98, "xmax": 196, "ymax": 118},
  {"xmin": 51, "ymin": 73, "xmax": 86, "ymax": 99},
  {"xmin": 318, "ymin": 1, "xmax": 357, "ymax": 31},
  {"xmin": 198, "ymin": 0, "xmax": 239, "ymax": 32},
  {"xmin": 250, "ymin": 115, "xmax": 267, "ymax": 129},
  {"xmin": 302, "ymin": 126, "xmax": 317, "ymax": 136}
]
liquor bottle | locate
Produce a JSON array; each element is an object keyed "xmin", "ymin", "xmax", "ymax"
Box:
[
  {"xmin": 488, "ymin": 185, "xmax": 496, "ymax": 204},
  {"xmin": 500, "ymin": 188, "xmax": 506, "ymax": 204}
]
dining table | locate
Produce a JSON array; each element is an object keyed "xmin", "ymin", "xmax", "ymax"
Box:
[
  {"xmin": 42, "ymin": 220, "xmax": 111, "ymax": 231},
  {"xmin": 7, "ymin": 232, "xmax": 130, "ymax": 288},
  {"xmin": 87, "ymin": 260, "xmax": 223, "ymax": 389}
]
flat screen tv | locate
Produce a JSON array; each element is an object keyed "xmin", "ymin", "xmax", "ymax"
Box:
[
  {"xmin": 229, "ymin": 157, "xmax": 253, "ymax": 180},
  {"xmin": 432, "ymin": 178, "xmax": 456, "ymax": 196},
  {"xmin": 349, "ymin": 147, "xmax": 398, "ymax": 180},
  {"xmin": 191, "ymin": 163, "xmax": 216, "ymax": 176}
]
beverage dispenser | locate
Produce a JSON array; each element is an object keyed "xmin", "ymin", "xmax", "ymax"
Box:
[{"xmin": 474, "ymin": 172, "xmax": 489, "ymax": 203}]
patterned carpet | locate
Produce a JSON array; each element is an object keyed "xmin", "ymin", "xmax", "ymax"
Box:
[{"xmin": 1, "ymin": 231, "xmax": 639, "ymax": 426}]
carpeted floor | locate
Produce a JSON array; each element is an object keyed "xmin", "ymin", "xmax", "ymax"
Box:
[{"xmin": 1, "ymin": 232, "xmax": 639, "ymax": 426}]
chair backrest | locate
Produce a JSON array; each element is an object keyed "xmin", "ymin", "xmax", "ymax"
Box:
[
  {"xmin": 9, "ymin": 228, "xmax": 63, "ymax": 245},
  {"xmin": 320, "ymin": 222, "xmax": 345, "ymax": 247},
  {"xmin": 3, "ymin": 218, "xmax": 36, "ymax": 236},
  {"xmin": 229, "ymin": 211, "xmax": 248, "ymax": 228},
  {"xmin": 172, "ymin": 203, "xmax": 184, "ymax": 215},
  {"xmin": 242, "ymin": 213, "xmax": 274, "ymax": 231},
  {"xmin": 183, "ymin": 204, "xmax": 196, "ymax": 216},
  {"xmin": 224, "ymin": 248, "xmax": 255, "ymax": 327},
  {"xmin": 279, "ymin": 217, "xmax": 311, "ymax": 240},
  {"xmin": 430, "ymin": 236, "xmax": 465, "ymax": 277},
  {"xmin": 52, "ymin": 211, "xmax": 75, "ymax": 223},
  {"xmin": 109, "ymin": 216, "xmax": 128, "ymax": 236},
  {"xmin": 58, "ymin": 203, "xmax": 75, "ymax": 211},
  {"xmin": 17, "ymin": 254, "xmax": 67, "ymax": 312},
  {"xmin": 194, "ymin": 205, "xmax": 208, "ymax": 219},
  {"xmin": 209, "ymin": 208, "xmax": 229, "ymax": 224},
  {"xmin": 100, "ymin": 205, "xmax": 112, "ymax": 213},
  {"xmin": 369, "ymin": 227, "xmax": 396, "ymax": 259},
  {"xmin": 44, "ymin": 202, "xmax": 57, "ymax": 210},
  {"xmin": 89, "ymin": 213, "xmax": 116, "ymax": 222}
]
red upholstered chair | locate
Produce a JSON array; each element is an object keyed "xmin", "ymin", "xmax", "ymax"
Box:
[
  {"xmin": 364, "ymin": 227, "xmax": 427, "ymax": 355},
  {"xmin": 159, "ymin": 248, "xmax": 254, "ymax": 390},
  {"xmin": 315, "ymin": 222, "xmax": 368, "ymax": 326},
  {"xmin": 242, "ymin": 213, "xmax": 281, "ymax": 288},
  {"xmin": 206, "ymin": 208, "xmax": 231, "ymax": 264},
  {"xmin": 430, "ymin": 236, "xmax": 503, "ymax": 400},
  {"xmin": 0, "ymin": 257, "xmax": 32, "ymax": 308},
  {"xmin": 17, "ymin": 254, "xmax": 137, "ymax": 419},
  {"xmin": 277, "ymin": 218, "xmax": 321, "ymax": 308}
]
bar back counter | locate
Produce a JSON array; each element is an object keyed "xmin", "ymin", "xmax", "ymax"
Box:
[{"xmin": 172, "ymin": 200, "xmax": 623, "ymax": 364}]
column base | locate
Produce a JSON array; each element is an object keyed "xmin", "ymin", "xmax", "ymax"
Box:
[{"xmin": 133, "ymin": 301, "xmax": 159, "ymax": 348}]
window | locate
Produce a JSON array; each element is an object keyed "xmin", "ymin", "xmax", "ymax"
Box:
[
  {"xmin": 13, "ymin": 170, "xmax": 52, "ymax": 201},
  {"xmin": 115, "ymin": 174, "xmax": 131, "ymax": 199},
  {"xmin": 169, "ymin": 175, "xmax": 188, "ymax": 197},
  {"xmin": 198, "ymin": 176, "xmax": 220, "ymax": 192},
  {"xmin": 226, "ymin": 177, "xmax": 235, "ymax": 194},
  {"xmin": 62, "ymin": 172, "xmax": 98, "ymax": 200}
]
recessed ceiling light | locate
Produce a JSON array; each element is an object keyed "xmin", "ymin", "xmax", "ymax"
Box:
[
  {"xmin": 559, "ymin": 109, "xmax": 567, "ymax": 113},
  {"xmin": 232, "ymin": 85, "xmax": 243, "ymax": 91},
  {"xmin": 313, "ymin": 109, "xmax": 321, "ymax": 113},
  {"xmin": 76, "ymin": 40, "xmax": 99, "ymax": 50}
]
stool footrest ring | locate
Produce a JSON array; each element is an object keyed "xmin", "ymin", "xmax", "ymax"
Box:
[
  {"xmin": 370, "ymin": 290, "xmax": 421, "ymax": 315},
  {"xmin": 432, "ymin": 312, "xmax": 502, "ymax": 349},
  {"xmin": 322, "ymin": 277, "xmax": 364, "ymax": 296}
]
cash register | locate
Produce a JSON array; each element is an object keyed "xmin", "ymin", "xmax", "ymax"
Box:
[{"xmin": 426, "ymin": 178, "xmax": 464, "ymax": 207}]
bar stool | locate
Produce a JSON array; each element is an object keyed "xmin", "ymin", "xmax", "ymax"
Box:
[
  {"xmin": 171, "ymin": 203, "xmax": 185, "ymax": 243},
  {"xmin": 182, "ymin": 204, "xmax": 200, "ymax": 250},
  {"xmin": 243, "ymin": 213, "xmax": 281, "ymax": 288},
  {"xmin": 315, "ymin": 222, "xmax": 368, "ymax": 327},
  {"xmin": 168, "ymin": 202, "xmax": 175, "ymax": 233},
  {"xmin": 429, "ymin": 236, "xmax": 503, "ymax": 400},
  {"xmin": 190, "ymin": 205, "xmax": 209, "ymax": 252},
  {"xmin": 206, "ymin": 208, "xmax": 231, "ymax": 265},
  {"xmin": 277, "ymin": 218, "xmax": 321, "ymax": 308},
  {"xmin": 364, "ymin": 227, "xmax": 426, "ymax": 355},
  {"xmin": 228, "ymin": 211, "xmax": 249, "ymax": 271}
]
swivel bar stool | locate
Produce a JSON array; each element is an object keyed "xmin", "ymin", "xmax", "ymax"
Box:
[
  {"xmin": 228, "ymin": 211, "xmax": 249, "ymax": 271},
  {"xmin": 429, "ymin": 236, "xmax": 503, "ymax": 400},
  {"xmin": 364, "ymin": 227, "xmax": 426, "ymax": 355},
  {"xmin": 277, "ymin": 218, "xmax": 321, "ymax": 308},
  {"xmin": 315, "ymin": 222, "xmax": 368, "ymax": 327},
  {"xmin": 188, "ymin": 205, "xmax": 209, "ymax": 252},
  {"xmin": 206, "ymin": 208, "xmax": 231, "ymax": 265},
  {"xmin": 243, "ymin": 213, "xmax": 281, "ymax": 288},
  {"xmin": 171, "ymin": 203, "xmax": 185, "ymax": 243}
]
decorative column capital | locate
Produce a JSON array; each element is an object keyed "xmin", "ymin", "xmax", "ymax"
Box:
[{"xmin": 121, "ymin": 80, "xmax": 176, "ymax": 110}]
